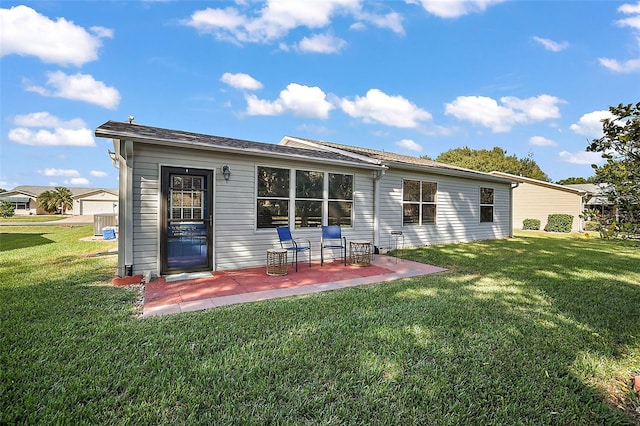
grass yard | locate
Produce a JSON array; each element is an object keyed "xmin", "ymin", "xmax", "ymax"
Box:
[
  {"xmin": 1, "ymin": 226, "xmax": 639, "ymax": 425},
  {"xmin": 0, "ymin": 215, "xmax": 69, "ymax": 223}
]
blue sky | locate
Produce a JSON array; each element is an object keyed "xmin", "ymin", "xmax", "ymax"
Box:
[{"xmin": 1, "ymin": 0, "xmax": 639, "ymax": 190}]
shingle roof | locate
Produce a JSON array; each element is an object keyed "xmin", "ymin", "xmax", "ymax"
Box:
[
  {"xmin": 284, "ymin": 137, "xmax": 514, "ymax": 182},
  {"xmin": 95, "ymin": 121, "xmax": 382, "ymax": 169},
  {"xmin": 5, "ymin": 186, "xmax": 117, "ymax": 198}
]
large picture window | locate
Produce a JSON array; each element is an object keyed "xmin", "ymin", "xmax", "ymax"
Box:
[
  {"xmin": 257, "ymin": 166, "xmax": 290, "ymax": 229},
  {"xmin": 403, "ymin": 180, "xmax": 437, "ymax": 225},
  {"xmin": 480, "ymin": 187, "xmax": 494, "ymax": 223},
  {"xmin": 256, "ymin": 167, "xmax": 354, "ymax": 229}
]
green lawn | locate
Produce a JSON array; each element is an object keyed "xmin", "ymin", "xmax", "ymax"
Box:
[
  {"xmin": 1, "ymin": 226, "xmax": 639, "ymax": 425},
  {"xmin": 0, "ymin": 214, "xmax": 69, "ymax": 223}
]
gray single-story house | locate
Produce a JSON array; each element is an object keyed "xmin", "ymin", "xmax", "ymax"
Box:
[
  {"xmin": 95, "ymin": 120, "xmax": 515, "ymax": 278},
  {"xmin": 0, "ymin": 185, "xmax": 118, "ymax": 216}
]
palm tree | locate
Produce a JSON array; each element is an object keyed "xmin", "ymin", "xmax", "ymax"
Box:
[
  {"xmin": 53, "ymin": 186, "xmax": 73, "ymax": 214},
  {"xmin": 38, "ymin": 190, "xmax": 57, "ymax": 213},
  {"xmin": 38, "ymin": 187, "xmax": 73, "ymax": 214}
]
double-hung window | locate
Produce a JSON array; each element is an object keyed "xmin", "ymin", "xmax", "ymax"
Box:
[
  {"xmin": 256, "ymin": 166, "xmax": 290, "ymax": 229},
  {"xmin": 480, "ymin": 187, "xmax": 494, "ymax": 223},
  {"xmin": 403, "ymin": 180, "xmax": 437, "ymax": 225}
]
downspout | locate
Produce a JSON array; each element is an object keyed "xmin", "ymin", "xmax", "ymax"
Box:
[
  {"xmin": 111, "ymin": 138, "xmax": 134, "ymax": 276},
  {"xmin": 510, "ymin": 181, "xmax": 519, "ymax": 238},
  {"xmin": 373, "ymin": 167, "xmax": 387, "ymax": 250}
]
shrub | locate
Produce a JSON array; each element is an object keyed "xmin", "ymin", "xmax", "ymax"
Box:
[
  {"xmin": 522, "ymin": 218, "xmax": 541, "ymax": 230},
  {"xmin": 0, "ymin": 200, "xmax": 15, "ymax": 218},
  {"xmin": 546, "ymin": 214, "xmax": 573, "ymax": 233},
  {"xmin": 584, "ymin": 221, "xmax": 599, "ymax": 231}
]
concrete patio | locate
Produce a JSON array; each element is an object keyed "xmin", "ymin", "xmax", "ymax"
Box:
[{"xmin": 143, "ymin": 255, "xmax": 447, "ymax": 317}]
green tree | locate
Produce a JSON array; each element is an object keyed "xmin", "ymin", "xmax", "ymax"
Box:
[
  {"xmin": 587, "ymin": 102, "xmax": 640, "ymax": 224},
  {"xmin": 433, "ymin": 147, "xmax": 550, "ymax": 181},
  {"xmin": 38, "ymin": 187, "xmax": 73, "ymax": 214},
  {"xmin": 0, "ymin": 200, "xmax": 15, "ymax": 218},
  {"xmin": 555, "ymin": 176, "xmax": 597, "ymax": 185}
]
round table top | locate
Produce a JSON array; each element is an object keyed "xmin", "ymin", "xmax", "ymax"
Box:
[
  {"xmin": 267, "ymin": 248, "xmax": 288, "ymax": 253},
  {"xmin": 350, "ymin": 240, "xmax": 371, "ymax": 244}
]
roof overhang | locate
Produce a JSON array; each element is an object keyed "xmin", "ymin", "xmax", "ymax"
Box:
[
  {"xmin": 0, "ymin": 195, "xmax": 30, "ymax": 203},
  {"xmin": 390, "ymin": 161, "xmax": 516, "ymax": 184},
  {"xmin": 96, "ymin": 126, "xmax": 385, "ymax": 171},
  {"xmin": 490, "ymin": 171, "xmax": 587, "ymax": 194}
]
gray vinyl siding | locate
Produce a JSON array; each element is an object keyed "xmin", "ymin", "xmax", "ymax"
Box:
[
  {"xmin": 130, "ymin": 142, "xmax": 376, "ymax": 275},
  {"xmin": 377, "ymin": 169, "xmax": 511, "ymax": 249}
]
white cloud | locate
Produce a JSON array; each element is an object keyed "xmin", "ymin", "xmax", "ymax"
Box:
[
  {"xmin": 0, "ymin": 5, "xmax": 111, "ymax": 66},
  {"xmin": 569, "ymin": 110, "xmax": 614, "ymax": 138},
  {"xmin": 297, "ymin": 33, "xmax": 347, "ymax": 53},
  {"xmin": 599, "ymin": 2, "xmax": 640, "ymax": 72},
  {"xmin": 407, "ymin": 0, "xmax": 506, "ymax": 18},
  {"xmin": 40, "ymin": 168, "xmax": 80, "ymax": 177},
  {"xmin": 245, "ymin": 83, "xmax": 334, "ymax": 118},
  {"xmin": 25, "ymin": 71, "xmax": 120, "ymax": 109},
  {"xmin": 598, "ymin": 57, "xmax": 640, "ymax": 73},
  {"xmin": 8, "ymin": 112, "xmax": 95, "ymax": 147},
  {"xmin": 67, "ymin": 177, "xmax": 90, "ymax": 185},
  {"xmin": 617, "ymin": 2, "xmax": 640, "ymax": 29},
  {"xmin": 90, "ymin": 170, "xmax": 108, "ymax": 177},
  {"xmin": 529, "ymin": 136, "xmax": 557, "ymax": 147},
  {"xmin": 532, "ymin": 36, "xmax": 569, "ymax": 52},
  {"xmin": 445, "ymin": 94, "xmax": 565, "ymax": 133},
  {"xmin": 355, "ymin": 11, "xmax": 404, "ymax": 34},
  {"xmin": 182, "ymin": 1, "xmax": 402, "ymax": 47},
  {"xmin": 220, "ymin": 72, "xmax": 263, "ymax": 90},
  {"xmin": 558, "ymin": 151, "xmax": 604, "ymax": 165},
  {"xmin": 13, "ymin": 112, "xmax": 85, "ymax": 129},
  {"xmin": 396, "ymin": 139, "xmax": 422, "ymax": 152},
  {"xmin": 340, "ymin": 89, "xmax": 432, "ymax": 128}
]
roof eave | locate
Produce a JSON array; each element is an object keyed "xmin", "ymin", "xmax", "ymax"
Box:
[
  {"xmin": 388, "ymin": 161, "xmax": 516, "ymax": 183},
  {"xmin": 95, "ymin": 129, "xmax": 384, "ymax": 171}
]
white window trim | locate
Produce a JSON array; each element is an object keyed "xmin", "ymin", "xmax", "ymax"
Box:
[
  {"xmin": 479, "ymin": 186, "xmax": 495, "ymax": 223},
  {"xmin": 402, "ymin": 179, "xmax": 438, "ymax": 226}
]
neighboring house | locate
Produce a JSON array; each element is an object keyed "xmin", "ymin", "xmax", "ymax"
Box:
[
  {"xmin": 490, "ymin": 172, "xmax": 586, "ymax": 232},
  {"xmin": 95, "ymin": 120, "xmax": 515, "ymax": 277},
  {"xmin": 72, "ymin": 189, "xmax": 119, "ymax": 215},
  {"xmin": 565, "ymin": 183, "xmax": 615, "ymax": 217},
  {"xmin": 0, "ymin": 186, "xmax": 118, "ymax": 216}
]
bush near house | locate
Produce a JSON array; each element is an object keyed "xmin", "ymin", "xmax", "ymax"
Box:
[
  {"xmin": 545, "ymin": 214, "xmax": 573, "ymax": 233},
  {"xmin": 0, "ymin": 200, "xmax": 15, "ymax": 218},
  {"xmin": 522, "ymin": 218, "xmax": 541, "ymax": 230}
]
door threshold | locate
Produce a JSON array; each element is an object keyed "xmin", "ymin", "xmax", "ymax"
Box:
[{"xmin": 164, "ymin": 271, "xmax": 213, "ymax": 283}]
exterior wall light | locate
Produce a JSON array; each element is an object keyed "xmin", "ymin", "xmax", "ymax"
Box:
[{"xmin": 222, "ymin": 165, "xmax": 231, "ymax": 181}]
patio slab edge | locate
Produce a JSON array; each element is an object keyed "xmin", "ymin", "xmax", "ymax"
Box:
[{"xmin": 142, "ymin": 257, "xmax": 447, "ymax": 318}]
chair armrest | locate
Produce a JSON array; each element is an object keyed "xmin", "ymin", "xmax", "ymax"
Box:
[{"xmin": 294, "ymin": 238, "xmax": 311, "ymax": 248}]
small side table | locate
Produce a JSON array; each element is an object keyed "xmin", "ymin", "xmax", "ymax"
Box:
[
  {"xmin": 349, "ymin": 240, "xmax": 372, "ymax": 266},
  {"xmin": 266, "ymin": 248, "xmax": 288, "ymax": 276}
]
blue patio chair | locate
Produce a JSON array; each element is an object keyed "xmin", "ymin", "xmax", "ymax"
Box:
[
  {"xmin": 321, "ymin": 225, "xmax": 346, "ymax": 266},
  {"xmin": 276, "ymin": 226, "xmax": 311, "ymax": 272}
]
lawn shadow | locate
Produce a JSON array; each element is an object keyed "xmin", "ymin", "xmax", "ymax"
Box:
[{"xmin": 0, "ymin": 232, "xmax": 54, "ymax": 251}]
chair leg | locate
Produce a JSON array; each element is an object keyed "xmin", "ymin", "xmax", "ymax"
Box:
[
  {"xmin": 308, "ymin": 248, "xmax": 311, "ymax": 268},
  {"xmin": 321, "ymin": 246, "xmax": 324, "ymax": 266},
  {"xmin": 295, "ymin": 250, "xmax": 298, "ymax": 272}
]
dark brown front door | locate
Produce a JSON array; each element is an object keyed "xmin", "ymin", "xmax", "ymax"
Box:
[{"xmin": 160, "ymin": 166, "xmax": 213, "ymax": 275}]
